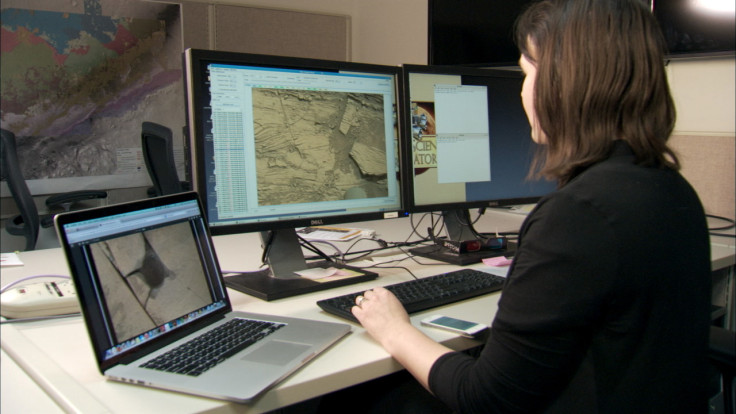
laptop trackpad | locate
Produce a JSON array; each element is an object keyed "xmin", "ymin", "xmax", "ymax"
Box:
[{"xmin": 241, "ymin": 340, "xmax": 311, "ymax": 365}]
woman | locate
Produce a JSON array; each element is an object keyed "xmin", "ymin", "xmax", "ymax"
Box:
[{"xmin": 351, "ymin": 0, "xmax": 712, "ymax": 412}]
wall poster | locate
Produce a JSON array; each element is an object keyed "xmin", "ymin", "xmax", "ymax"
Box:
[{"xmin": 1, "ymin": 0, "xmax": 184, "ymax": 195}]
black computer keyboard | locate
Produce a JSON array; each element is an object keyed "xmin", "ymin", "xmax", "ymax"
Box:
[{"xmin": 317, "ymin": 268, "xmax": 506, "ymax": 323}]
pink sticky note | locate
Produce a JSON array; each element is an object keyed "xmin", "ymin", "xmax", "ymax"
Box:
[{"xmin": 483, "ymin": 256, "xmax": 512, "ymax": 267}]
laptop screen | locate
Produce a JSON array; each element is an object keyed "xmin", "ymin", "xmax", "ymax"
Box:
[{"xmin": 57, "ymin": 194, "xmax": 230, "ymax": 367}]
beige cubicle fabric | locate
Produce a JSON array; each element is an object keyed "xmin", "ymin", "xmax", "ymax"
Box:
[{"xmin": 180, "ymin": 1, "xmax": 350, "ymax": 61}]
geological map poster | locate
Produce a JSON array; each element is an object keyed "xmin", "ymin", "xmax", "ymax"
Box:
[{"xmin": 0, "ymin": 0, "xmax": 183, "ymax": 195}]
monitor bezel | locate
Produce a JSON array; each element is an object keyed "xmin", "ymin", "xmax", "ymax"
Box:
[
  {"xmin": 183, "ymin": 48, "xmax": 407, "ymax": 237},
  {"xmin": 399, "ymin": 64, "xmax": 555, "ymax": 215}
]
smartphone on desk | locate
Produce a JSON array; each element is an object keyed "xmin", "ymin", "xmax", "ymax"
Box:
[{"xmin": 421, "ymin": 315, "xmax": 488, "ymax": 338}]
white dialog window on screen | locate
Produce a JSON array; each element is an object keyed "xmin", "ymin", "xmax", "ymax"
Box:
[{"xmin": 434, "ymin": 84, "xmax": 491, "ymax": 184}]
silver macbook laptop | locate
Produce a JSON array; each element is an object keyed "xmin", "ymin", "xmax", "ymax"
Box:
[{"xmin": 54, "ymin": 191, "xmax": 350, "ymax": 402}]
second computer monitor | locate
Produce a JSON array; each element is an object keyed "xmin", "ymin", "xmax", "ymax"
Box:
[{"xmin": 401, "ymin": 64, "xmax": 556, "ymax": 263}]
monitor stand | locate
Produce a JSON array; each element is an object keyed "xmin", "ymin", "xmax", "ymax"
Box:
[
  {"xmin": 409, "ymin": 209, "xmax": 515, "ymax": 266},
  {"xmin": 224, "ymin": 228, "xmax": 377, "ymax": 301}
]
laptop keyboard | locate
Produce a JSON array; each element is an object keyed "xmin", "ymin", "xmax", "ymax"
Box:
[{"xmin": 142, "ymin": 318, "xmax": 285, "ymax": 377}]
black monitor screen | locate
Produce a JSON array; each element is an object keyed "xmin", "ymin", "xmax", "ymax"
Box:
[
  {"xmin": 428, "ymin": 0, "xmax": 537, "ymax": 66},
  {"xmin": 654, "ymin": 0, "xmax": 735, "ymax": 58},
  {"xmin": 402, "ymin": 64, "xmax": 556, "ymax": 214},
  {"xmin": 429, "ymin": 0, "xmax": 735, "ymax": 65}
]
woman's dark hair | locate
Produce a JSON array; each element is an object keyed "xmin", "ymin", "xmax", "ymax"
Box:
[{"xmin": 515, "ymin": 0, "xmax": 679, "ymax": 185}]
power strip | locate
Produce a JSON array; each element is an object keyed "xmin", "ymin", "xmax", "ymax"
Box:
[{"xmin": 1, "ymin": 280, "xmax": 80, "ymax": 319}]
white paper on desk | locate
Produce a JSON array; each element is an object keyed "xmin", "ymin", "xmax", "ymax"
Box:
[
  {"xmin": 482, "ymin": 256, "xmax": 513, "ymax": 267},
  {"xmin": 468, "ymin": 261, "xmax": 510, "ymax": 278},
  {"xmin": 295, "ymin": 267, "xmax": 364, "ymax": 283},
  {"xmin": 0, "ymin": 253, "xmax": 23, "ymax": 267},
  {"xmin": 296, "ymin": 226, "xmax": 364, "ymax": 241},
  {"xmin": 506, "ymin": 204, "xmax": 536, "ymax": 215}
]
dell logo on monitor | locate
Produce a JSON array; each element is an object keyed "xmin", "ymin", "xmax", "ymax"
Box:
[{"xmin": 310, "ymin": 219, "xmax": 324, "ymax": 226}]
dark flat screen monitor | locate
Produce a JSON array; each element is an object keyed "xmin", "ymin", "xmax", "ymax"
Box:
[
  {"xmin": 429, "ymin": 0, "xmax": 734, "ymax": 66},
  {"xmin": 183, "ymin": 49, "xmax": 405, "ymax": 300},
  {"xmin": 428, "ymin": 0, "xmax": 537, "ymax": 66},
  {"xmin": 401, "ymin": 64, "xmax": 556, "ymax": 264},
  {"xmin": 653, "ymin": 0, "xmax": 735, "ymax": 58}
]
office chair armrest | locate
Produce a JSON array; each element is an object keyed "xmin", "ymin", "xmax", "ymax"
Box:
[
  {"xmin": 46, "ymin": 190, "xmax": 108, "ymax": 210},
  {"xmin": 5, "ymin": 215, "xmax": 29, "ymax": 236},
  {"xmin": 39, "ymin": 190, "xmax": 108, "ymax": 228}
]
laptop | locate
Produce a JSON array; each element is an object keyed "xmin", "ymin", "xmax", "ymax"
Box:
[{"xmin": 54, "ymin": 191, "xmax": 351, "ymax": 402}]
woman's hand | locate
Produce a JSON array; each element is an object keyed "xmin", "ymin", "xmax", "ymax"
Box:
[
  {"xmin": 351, "ymin": 287, "xmax": 413, "ymax": 351},
  {"xmin": 351, "ymin": 287, "xmax": 454, "ymax": 390}
]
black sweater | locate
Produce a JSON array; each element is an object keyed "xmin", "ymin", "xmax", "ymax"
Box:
[{"xmin": 429, "ymin": 142, "xmax": 712, "ymax": 413}]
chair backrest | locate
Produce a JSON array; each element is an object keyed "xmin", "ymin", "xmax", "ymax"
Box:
[
  {"xmin": 1, "ymin": 129, "xmax": 40, "ymax": 251},
  {"xmin": 141, "ymin": 122, "xmax": 183, "ymax": 197}
]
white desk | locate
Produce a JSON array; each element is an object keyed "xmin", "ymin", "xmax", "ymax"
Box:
[{"xmin": 2, "ymin": 209, "xmax": 734, "ymax": 413}]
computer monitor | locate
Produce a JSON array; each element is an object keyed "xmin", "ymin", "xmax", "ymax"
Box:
[
  {"xmin": 429, "ymin": 0, "xmax": 539, "ymax": 66},
  {"xmin": 183, "ymin": 49, "xmax": 406, "ymax": 300},
  {"xmin": 400, "ymin": 64, "xmax": 557, "ymax": 265}
]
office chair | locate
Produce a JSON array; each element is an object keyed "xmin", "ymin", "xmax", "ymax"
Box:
[
  {"xmin": 141, "ymin": 122, "xmax": 186, "ymax": 197},
  {"xmin": 1, "ymin": 128, "xmax": 107, "ymax": 251},
  {"xmin": 710, "ymin": 325, "xmax": 735, "ymax": 414}
]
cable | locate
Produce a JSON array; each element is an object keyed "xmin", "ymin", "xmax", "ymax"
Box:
[
  {"xmin": 408, "ymin": 212, "xmax": 434, "ymax": 241},
  {"xmin": 1, "ymin": 274, "xmax": 71, "ymax": 294},
  {"xmin": 707, "ymin": 214, "xmax": 735, "ymax": 232},
  {"xmin": 299, "ymin": 208, "xmax": 525, "ymax": 267},
  {"xmin": 339, "ymin": 237, "xmax": 382, "ymax": 262},
  {"xmin": 397, "ymin": 244, "xmax": 451, "ymax": 267},
  {"xmin": 303, "ymin": 239, "xmax": 344, "ymax": 260},
  {"xmin": 362, "ymin": 264, "xmax": 419, "ymax": 280},
  {"xmin": 302, "ymin": 237, "xmax": 414, "ymax": 262},
  {"xmin": 342, "ymin": 252, "xmax": 421, "ymax": 280},
  {"xmin": 297, "ymin": 234, "xmax": 336, "ymax": 263},
  {"xmin": 260, "ymin": 230, "xmax": 275, "ymax": 266},
  {"xmin": 710, "ymin": 233, "xmax": 736, "ymax": 238},
  {"xmin": 706, "ymin": 214, "xmax": 735, "ymax": 238},
  {"xmin": 0, "ymin": 312, "xmax": 80, "ymax": 325}
]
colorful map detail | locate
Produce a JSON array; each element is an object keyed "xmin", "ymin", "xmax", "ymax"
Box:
[{"xmin": 0, "ymin": 4, "xmax": 182, "ymax": 182}]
